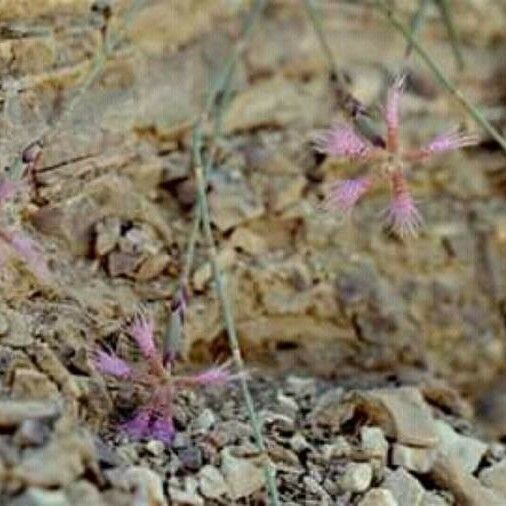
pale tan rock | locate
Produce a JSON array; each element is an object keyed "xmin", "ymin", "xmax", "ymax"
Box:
[
  {"xmin": 367, "ymin": 388, "xmax": 439, "ymax": 448},
  {"xmin": 392, "ymin": 444, "xmax": 438, "ymax": 473},
  {"xmin": 198, "ymin": 465, "xmax": 230, "ymax": 499},
  {"xmin": 479, "ymin": 459, "xmax": 506, "ymax": 496},
  {"xmin": 435, "ymin": 420, "xmax": 487, "ymax": 474},
  {"xmin": 12, "ymin": 369, "xmax": 59, "ymax": 400},
  {"xmin": 361, "ymin": 426, "xmax": 389, "ymax": 461},
  {"xmin": 14, "ymin": 430, "xmax": 99, "ymax": 488},
  {"xmin": 220, "ymin": 448, "xmax": 265, "ymax": 500},
  {"xmin": 135, "ymin": 253, "xmax": 171, "ymax": 281},
  {"xmin": 339, "ymin": 462, "xmax": 373, "ymax": 493},
  {"xmin": 0, "ymin": 400, "xmax": 61, "ymax": 427},
  {"xmin": 10, "ymin": 487, "xmax": 70, "ymax": 506},
  {"xmin": 109, "ymin": 466, "xmax": 167, "ymax": 506},
  {"xmin": 383, "ymin": 468, "xmax": 425, "ymax": 506},
  {"xmin": 430, "ymin": 453, "xmax": 506, "ymax": 506},
  {"xmin": 229, "ymin": 227, "xmax": 267, "ymax": 255},
  {"xmin": 358, "ymin": 488, "xmax": 399, "ymax": 506}
]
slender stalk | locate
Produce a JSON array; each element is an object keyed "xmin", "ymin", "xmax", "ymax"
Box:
[
  {"xmin": 192, "ymin": 133, "xmax": 280, "ymax": 505},
  {"xmin": 405, "ymin": 0, "xmax": 431, "ymax": 60},
  {"xmin": 302, "ymin": 0, "xmax": 386, "ymax": 147},
  {"xmin": 376, "ymin": 1, "xmax": 506, "ymax": 154},
  {"xmin": 434, "ymin": 0, "xmax": 464, "ymax": 70},
  {"xmin": 174, "ymin": 3, "xmax": 281, "ymax": 502},
  {"xmin": 9, "ymin": 0, "xmax": 148, "ymax": 179},
  {"xmin": 179, "ymin": 0, "xmax": 268, "ymax": 285}
]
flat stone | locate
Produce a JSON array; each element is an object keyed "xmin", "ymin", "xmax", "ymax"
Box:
[
  {"xmin": 0, "ymin": 400, "xmax": 61, "ymax": 427},
  {"xmin": 14, "ymin": 430, "xmax": 99, "ymax": 488},
  {"xmin": 322, "ymin": 436, "xmax": 352, "ymax": 461},
  {"xmin": 229, "ymin": 227, "xmax": 267, "ymax": 255},
  {"xmin": 392, "ymin": 443, "xmax": 438, "ymax": 473},
  {"xmin": 10, "ymin": 488, "xmax": 70, "ymax": 506},
  {"xmin": 421, "ymin": 491, "xmax": 450, "ymax": 506},
  {"xmin": 109, "ymin": 466, "xmax": 166, "ymax": 506},
  {"xmin": 435, "ymin": 420, "xmax": 487, "ymax": 474},
  {"xmin": 383, "ymin": 468, "xmax": 425, "ymax": 506},
  {"xmin": 65, "ymin": 480, "xmax": 106, "ymax": 506},
  {"xmin": 169, "ymin": 487, "xmax": 203, "ymax": 506},
  {"xmin": 339, "ymin": 462, "xmax": 373, "ymax": 493},
  {"xmin": 198, "ymin": 465, "xmax": 229, "ymax": 499},
  {"xmin": 220, "ymin": 448, "xmax": 265, "ymax": 500},
  {"xmin": 361, "ymin": 426, "xmax": 389, "ymax": 461},
  {"xmin": 193, "ymin": 409, "xmax": 216, "ymax": 432},
  {"xmin": 146, "ymin": 440, "xmax": 165, "ymax": 457},
  {"xmin": 11, "ymin": 368, "xmax": 59, "ymax": 399},
  {"xmin": 430, "ymin": 453, "xmax": 506, "ymax": 506},
  {"xmin": 479, "ymin": 459, "xmax": 506, "ymax": 496},
  {"xmin": 368, "ymin": 387, "xmax": 439, "ymax": 448},
  {"xmin": 358, "ymin": 488, "xmax": 399, "ymax": 506}
]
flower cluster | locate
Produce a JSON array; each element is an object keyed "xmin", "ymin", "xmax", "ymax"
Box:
[
  {"xmin": 92, "ymin": 312, "xmax": 238, "ymax": 444},
  {"xmin": 314, "ymin": 76, "xmax": 478, "ymax": 237}
]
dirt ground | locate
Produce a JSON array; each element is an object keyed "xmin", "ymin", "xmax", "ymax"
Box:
[{"xmin": 1, "ymin": 1, "xmax": 506, "ymax": 504}]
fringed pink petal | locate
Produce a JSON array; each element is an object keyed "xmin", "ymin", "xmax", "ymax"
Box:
[
  {"xmin": 385, "ymin": 172, "xmax": 423, "ymax": 238},
  {"xmin": 191, "ymin": 363, "xmax": 240, "ymax": 387},
  {"xmin": 324, "ymin": 177, "xmax": 372, "ymax": 214},
  {"xmin": 313, "ymin": 123, "xmax": 372, "ymax": 159},
  {"xmin": 93, "ymin": 349, "xmax": 132, "ymax": 378},
  {"xmin": 385, "ymin": 75, "xmax": 405, "ymax": 152},
  {"xmin": 129, "ymin": 313, "xmax": 156, "ymax": 359},
  {"xmin": 406, "ymin": 131, "xmax": 479, "ymax": 160}
]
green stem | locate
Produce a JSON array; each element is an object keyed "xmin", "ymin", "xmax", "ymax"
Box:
[
  {"xmin": 405, "ymin": 0, "xmax": 431, "ymax": 60},
  {"xmin": 193, "ymin": 135, "xmax": 280, "ymax": 505},
  {"xmin": 376, "ymin": 1, "xmax": 506, "ymax": 154},
  {"xmin": 434, "ymin": 0, "xmax": 465, "ymax": 70}
]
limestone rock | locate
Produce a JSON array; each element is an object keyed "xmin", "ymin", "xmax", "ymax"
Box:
[
  {"xmin": 391, "ymin": 443, "xmax": 437, "ymax": 473},
  {"xmin": 361, "ymin": 426, "xmax": 389, "ymax": 461},
  {"xmin": 220, "ymin": 448, "xmax": 265, "ymax": 500},
  {"xmin": 479, "ymin": 459, "xmax": 506, "ymax": 496},
  {"xmin": 339, "ymin": 462, "xmax": 373, "ymax": 493},
  {"xmin": 383, "ymin": 468, "xmax": 425, "ymax": 506},
  {"xmin": 358, "ymin": 488, "xmax": 399, "ymax": 506},
  {"xmin": 198, "ymin": 465, "xmax": 229, "ymax": 499},
  {"xmin": 435, "ymin": 420, "xmax": 487, "ymax": 474}
]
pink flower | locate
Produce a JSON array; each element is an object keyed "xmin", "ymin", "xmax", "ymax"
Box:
[
  {"xmin": 314, "ymin": 123, "xmax": 372, "ymax": 159},
  {"xmin": 120, "ymin": 408, "xmax": 152, "ymax": 440},
  {"xmin": 324, "ymin": 177, "xmax": 372, "ymax": 214},
  {"xmin": 407, "ymin": 131, "xmax": 480, "ymax": 160},
  {"xmin": 316, "ymin": 74, "xmax": 478, "ymax": 237},
  {"xmin": 385, "ymin": 172, "xmax": 423, "ymax": 237},
  {"xmin": 385, "ymin": 75, "xmax": 405, "ymax": 152},
  {"xmin": 129, "ymin": 313, "xmax": 156, "ymax": 359},
  {"xmin": 191, "ymin": 363, "xmax": 238, "ymax": 386},
  {"xmin": 93, "ymin": 349, "xmax": 132, "ymax": 378},
  {"xmin": 93, "ymin": 314, "xmax": 240, "ymax": 445}
]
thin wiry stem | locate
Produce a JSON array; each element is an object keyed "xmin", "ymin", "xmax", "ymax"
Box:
[
  {"xmin": 172, "ymin": 3, "xmax": 280, "ymax": 503},
  {"xmin": 405, "ymin": 0, "xmax": 431, "ymax": 60},
  {"xmin": 179, "ymin": 0, "xmax": 268, "ymax": 286},
  {"xmin": 192, "ymin": 131, "xmax": 280, "ymax": 505},
  {"xmin": 434, "ymin": 0, "xmax": 464, "ymax": 70},
  {"xmin": 301, "ymin": 0, "xmax": 387, "ymax": 148},
  {"xmin": 376, "ymin": 1, "xmax": 506, "ymax": 154},
  {"xmin": 9, "ymin": 0, "xmax": 148, "ymax": 179}
]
